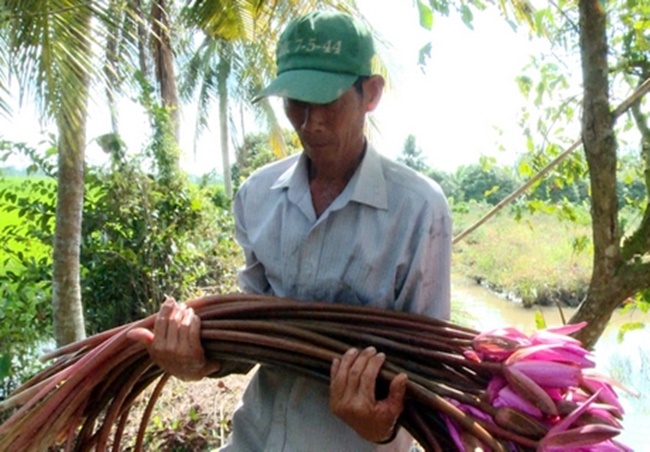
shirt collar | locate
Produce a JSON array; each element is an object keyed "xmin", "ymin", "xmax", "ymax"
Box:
[{"xmin": 270, "ymin": 143, "xmax": 388, "ymax": 211}]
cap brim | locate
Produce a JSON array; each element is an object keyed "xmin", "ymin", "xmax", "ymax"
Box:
[{"xmin": 253, "ymin": 70, "xmax": 358, "ymax": 104}]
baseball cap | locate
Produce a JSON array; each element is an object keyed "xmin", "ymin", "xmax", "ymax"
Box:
[{"xmin": 254, "ymin": 10, "xmax": 375, "ymax": 104}]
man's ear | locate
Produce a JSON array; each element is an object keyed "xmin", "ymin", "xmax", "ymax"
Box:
[{"xmin": 364, "ymin": 75, "xmax": 385, "ymax": 113}]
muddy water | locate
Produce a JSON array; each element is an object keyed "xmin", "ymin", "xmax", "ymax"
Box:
[{"xmin": 452, "ymin": 274, "xmax": 650, "ymax": 451}]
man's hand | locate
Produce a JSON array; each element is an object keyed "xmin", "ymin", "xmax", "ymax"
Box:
[
  {"xmin": 127, "ymin": 296, "xmax": 221, "ymax": 381},
  {"xmin": 330, "ymin": 346, "xmax": 407, "ymax": 443}
]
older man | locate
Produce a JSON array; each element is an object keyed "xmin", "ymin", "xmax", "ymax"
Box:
[{"xmin": 131, "ymin": 10, "xmax": 451, "ymax": 451}]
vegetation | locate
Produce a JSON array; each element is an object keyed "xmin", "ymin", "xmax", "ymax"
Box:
[
  {"xmin": 452, "ymin": 203, "xmax": 593, "ymax": 308},
  {"xmin": 0, "ymin": 111, "xmax": 242, "ymax": 395}
]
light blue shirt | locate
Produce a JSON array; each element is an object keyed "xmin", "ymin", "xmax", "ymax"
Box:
[{"xmin": 224, "ymin": 143, "xmax": 451, "ymax": 451}]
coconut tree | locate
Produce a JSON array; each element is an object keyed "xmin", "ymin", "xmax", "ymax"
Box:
[{"xmin": 2, "ymin": 1, "xmax": 99, "ymax": 345}]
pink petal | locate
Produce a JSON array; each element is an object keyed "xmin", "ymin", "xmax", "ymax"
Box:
[
  {"xmin": 493, "ymin": 385, "xmax": 543, "ymax": 418},
  {"xmin": 506, "ymin": 343, "xmax": 595, "ymax": 368},
  {"xmin": 531, "ymin": 330, "xmax": 584, "ymax": 347},
  {"xmin": 539, "ymin": 423, "xmax": 621, "ymax": 450},
  {"xmin": 503, "ymin": 366, "xmax": 558, "ymax": 416},
  {"xmin": 580, "ymin": 374, "xmax": 625, "ymax": 414},
  {"xmin": 486, "ymin": 375, "xmax": 507, "ymax": 401},
  {"xmin": 509, "ymin": 360, "xmax": 582, "ymax": 387},
  {"xmin": 548, "ymin": 390, "xmax": 600, "ymax": 434},
  {"xmin": 442, "ymin": 414, "xmax": 465, "ymax": 451},
  {"xmin": 536, "ymin": 322, "xmax": 588, "ymax": 339},
  {"xmin": 472, "ymin": 330, "xmax": 530, "ymax": 361}
]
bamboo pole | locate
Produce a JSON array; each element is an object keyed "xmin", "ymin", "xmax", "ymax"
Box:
[{"xmin": 453, "ymin": 76, "xmax": 650, "ymax": 245}]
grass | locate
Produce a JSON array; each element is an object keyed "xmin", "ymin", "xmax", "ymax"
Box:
[{"xmin": 451, "ymin": 203, "xmax": 593, "ymax": 307}]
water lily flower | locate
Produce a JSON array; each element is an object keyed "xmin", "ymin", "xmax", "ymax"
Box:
[
  {"xmin": 580, "ymin": 373, "xmax": 626, "ymax": 414},
  {"xmin": 537, "ymin": 424, "xmax": 629, "ymax": 451},
  {"xmin": 472, "ymin": 327, "xmax": 531, "ymax": 361},
  {"xmin": 508, "ymin": 360, "xmax": 582, "ymax": 388},
  {"xmin": 537, "ymin": 390, "xmax": 631, "ymax": 451},
  {"xmin": 467, "ymin": 322, "xmax": 630, "ymax": 451},
  {"xmin": 503, "ymin": 365, "xmax": 558, "ymax": 416},
  {"xmin": 530, "ymin": 322, "xmax": 588, "ymax": 346},
  {"xmin": 505, "ymin": 343, "xmax": 595, "ymax": 368},
  {"xmin": 442, "ymin": 399, "xmax": 492, "ymax": 451},
  {"xmin": 492, "ymin": 384, "xmax": 543, "ymax": 418}
]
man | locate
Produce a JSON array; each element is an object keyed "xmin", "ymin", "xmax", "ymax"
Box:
[{"xmin": 130, "ymin": 10, "xmax": 451, "ymax": 451}]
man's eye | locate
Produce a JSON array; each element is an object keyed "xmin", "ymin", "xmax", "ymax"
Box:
[{"xmin": 285, "ymin": 100, "xmax": 306, "ymax": 109}]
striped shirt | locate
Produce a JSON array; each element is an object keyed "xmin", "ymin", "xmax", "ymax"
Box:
[{"xmin": 223, "ymin": 143, "xmax": 451, "ymax": 451}]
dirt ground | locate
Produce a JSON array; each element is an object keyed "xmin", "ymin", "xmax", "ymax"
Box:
[{"xmin": 118, "ymin": 371, "xmax": 253, "ymax": 451}]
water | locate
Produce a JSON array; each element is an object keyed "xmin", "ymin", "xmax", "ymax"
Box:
[{"xmin": 452, "ymin": 274, "xmax": 650, "ymax": 451}]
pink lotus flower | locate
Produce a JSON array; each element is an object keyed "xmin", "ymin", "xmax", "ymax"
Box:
[
  {"xmin": 492, "ymin": 384, "xmax": 543, "ymax": 418},
  {"xmin": 464, "ymin": 322, "xmax": 631, "ymax": 451},
  {"xmin": 508, "ymin": 359, "xmax": 582, "ymax": 387},
  {"xmin": 537, "ymin": 391, "xmax": 632, "ymax": 451},
  {"xmin": 442, "ymin": 399, "xmax": 492, "ymax": 451},
  {"xmin": 506, "ymin": 343, "xmax": 595, "ymax": 368},
  {"xmin": 472, "ymin": 327, "xmax": 531, "ymax": 361}
]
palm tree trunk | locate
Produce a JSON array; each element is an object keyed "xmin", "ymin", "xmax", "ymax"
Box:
[
  {"xmin": 151, "ymin": 0, "xmax": 180, "ymax": 144},
  {"xmin": 130, "ymin": 0, "xmax": 150, "ymax": 78},
  {"xmin": 218, "ymin": 41, "xmax": 232, "ymax": 197},
  {"xmin": 52, "ymin": 6, "xmax": 92, "ymax": 346}
]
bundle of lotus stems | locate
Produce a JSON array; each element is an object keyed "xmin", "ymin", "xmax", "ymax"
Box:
[{"xmin": 0, "ymin": 293, "xmax": 630, "ymax": 451}]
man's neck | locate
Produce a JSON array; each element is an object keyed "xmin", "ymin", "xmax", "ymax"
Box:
[
  {"xmin": 307, "ymin": 141, "xmax": 366, "ymax": 183},
  {"xmin": 307, "ymin": 142, "xmax": 367, "ymax": 217}
]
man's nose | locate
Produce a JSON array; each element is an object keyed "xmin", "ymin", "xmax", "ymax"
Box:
[{"xmin": 300, "ymin": 104, "xmax": 326, "ymax": 131}]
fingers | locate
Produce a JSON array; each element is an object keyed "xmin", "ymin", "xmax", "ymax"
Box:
[
  {"xmin": 153, "ymin": 298, "xmax": 196, "ymax": 347},
  {"xmin": 344, "ymin": 347, "xmax": 384, "ymax": 397},
  {"xmin": 153, "ymin": 297, "xmax": 176, "ymax": 340},
  {"xmin": 331, "ymin": 347, "xmax": 385, "ymax": 403},
  {"xmin": 126, "ymin": 327, "xmax": 154, "ymax": 345},
  {"xmin": 386, "ymin": 372, "xmax": 408, "ymax": 416},
  {"xmin": 183, "ymin": 307, "xmax": 202, "ymax": 351},
  {"xmin": 329, "ymin": 346, "xmax": 406, "ymax": 443}
]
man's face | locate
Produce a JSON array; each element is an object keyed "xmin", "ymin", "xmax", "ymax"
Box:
[{"xmin": 283, "ymin": 82, "xmax": 370, "ymax": 165}]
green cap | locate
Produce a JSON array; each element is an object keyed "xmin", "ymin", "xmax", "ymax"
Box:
[{"xmin": 254, "ymin": 11, "xmax": 375, "ymax": 104}]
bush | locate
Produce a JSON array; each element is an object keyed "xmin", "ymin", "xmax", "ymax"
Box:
[
  {"xmin": 0, "ymin": 167, "xmax": 56, "ymax": 398},
  {"xmin": 82, "ymin": 160, "xmax": 241, "ymax": 333},
  {"xmin": 81, "ymin": 101, "xmax": 241, "ymax": 333}
]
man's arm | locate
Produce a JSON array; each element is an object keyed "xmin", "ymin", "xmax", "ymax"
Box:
[{"xmin": 233, "ymin": 184, "xmax": 272, "ymax": 294}]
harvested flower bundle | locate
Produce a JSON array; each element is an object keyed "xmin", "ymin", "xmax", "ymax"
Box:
[{"xmin": 0, "ymin": 293, "xmax": 631, "ymax": 451}]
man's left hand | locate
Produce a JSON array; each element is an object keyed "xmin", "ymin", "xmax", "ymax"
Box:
[{"xmin": 329, "ymin": 346, "xmax": 407, "ymax": 443}]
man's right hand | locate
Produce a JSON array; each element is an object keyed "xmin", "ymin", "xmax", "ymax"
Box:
[{"xmin": 127, "ymin": 296, "xmax": 221, "ymax": 381}]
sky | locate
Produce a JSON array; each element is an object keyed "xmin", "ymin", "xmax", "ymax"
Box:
[
  {"xmin": 2, "ymin": 1, "xmax": 555, "ymax": 175},
  {"xmin": 358, "ymin": 0, "xmax": 553, "ymax": 172}
]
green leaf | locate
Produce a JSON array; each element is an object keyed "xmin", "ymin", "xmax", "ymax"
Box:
[
  {"xmin": 519, "ymin": 160, "xmax": 533, "ymax": 178},
  {"xmin": 0, "ymin": 353, "xmax": 11, "ymax": 379},
  {"xmin": 418, "ymin": 0, "xmax": 434, "ymax": 30},
  {"xmin": 460, "ymin": 4, "xmax": 474, "ymax": 28},
  {"xmin": 617, "ymin": 321, "xmax": 645, "ymax": 343},
  {"xmin": 418, "ymin": 42, "xmax": 432, "ymax": 67}
]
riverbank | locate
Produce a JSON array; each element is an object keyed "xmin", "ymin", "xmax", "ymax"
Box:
[{"xmin": 452, "ymin": 206, "xmax": 592, "ymax": 308}]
